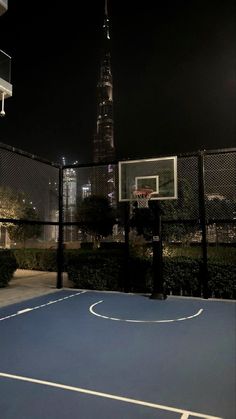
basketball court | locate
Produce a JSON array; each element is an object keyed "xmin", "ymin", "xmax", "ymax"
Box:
[
  {"xmin": 0, "ymin": 289, "xmax": 235, "ymax": 418},
  {"xmin": 0, "ymin": 155, "xmax": 235, "ymax": 418}
]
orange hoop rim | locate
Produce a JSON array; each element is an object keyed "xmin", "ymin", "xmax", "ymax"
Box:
[{"xmin": 132, "ymin": 188, "xmax": 153, "ymax": 198}]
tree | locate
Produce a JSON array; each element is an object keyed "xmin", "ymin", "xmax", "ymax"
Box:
[
  {"xmin": 0, "ymin": 186, "xmax": 42, "ymax": 244},
  {"xmin": 130, "ymin": 206, "xmax": 153, "ymax": 240},
  {"xmin": 0, "ymin": 186, "xmax": 22, "ymax": 221},
  {"xmin": 76, "ymin": 195, "xmax": 116, "ymax": 244},
  {"xmin": 130, "ymin": 178, "xmax": 198, "ymax": 244},
  {"xmin": 206, "ymin": 197, "xmax": 235, "ymax": 220},
  {"xmin": 8, "ymin": 206, "xmax": 42, "ymax": 243}
]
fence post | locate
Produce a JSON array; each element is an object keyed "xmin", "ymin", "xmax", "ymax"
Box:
[
  {"xmin": 124, "ymin": 202, "xmax": 130, "ymax": 292},
  {"xmin": 198, "ymin": 151, "xmax": 209, "ymax": 299},
  {"xmin": 57, "ymin": 165, "xmax": 64, "ymax": 289},
  {"xmin": 149, "ymin": 201, "xmax": 166, "ymax": 300}
]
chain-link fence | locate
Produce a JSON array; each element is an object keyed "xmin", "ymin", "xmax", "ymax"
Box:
[
  {"xmin": 0, "ymin": 143, "xmax": 60, "ymax": 284},
  {"xmin": 1, "ymin": 142, "xmax": 235, "ymax": 296}
]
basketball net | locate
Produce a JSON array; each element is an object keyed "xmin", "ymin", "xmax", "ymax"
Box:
[{"xmin": 132, "ymin": 188, "xmax": 153, "ymax": 208}]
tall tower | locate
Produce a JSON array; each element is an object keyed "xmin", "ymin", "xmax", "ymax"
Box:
[
  {"xmin": 92, "ymin": 0, "xmax": 116, "ymax": 207},
  {"xmin": 93, "ymin": 0, "xmax": 115, "ymax": 163}
]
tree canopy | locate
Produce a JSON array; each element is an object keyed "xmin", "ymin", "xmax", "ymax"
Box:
[
  {"xmin": 0, "ymin": 186, "xmax": 42, "ymax": 242},
  {"xmin": 76, "ymin": 195, "xmax": 116, "ymax": 242}
]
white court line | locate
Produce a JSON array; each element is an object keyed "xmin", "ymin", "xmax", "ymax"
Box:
[
  {"xmin": 0, "ymin": 291, "xmax": 87, "ymax": 322},
  {"xmin": 89, "ymin": 300, "xmax": 204, "ymax": 323},
  {"xmin": 17, "ymin": 308, "xmax": 33, "ymax": 314},
  {"xmin": 0, "ymin": 372, "xmax": 222, "ymax": 419}
]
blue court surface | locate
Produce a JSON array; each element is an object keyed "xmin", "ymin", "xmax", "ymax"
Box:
[{"xmin": 0, "ymin": 290, "xmax": 235, "ymax": 419}]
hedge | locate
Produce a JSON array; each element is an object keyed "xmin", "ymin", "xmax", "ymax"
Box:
[
  {"xmin": 208, "ymin": 262, "xmax": 236, "ymax": 299},
  {"xmin": 163, "ymin": 257, "xmax": 201, "ymax": 296},
  {"xmin": 67, "ymin": 254, "xmax": 236, "ymax": 298},
  {"xmin": 66, "ymin": 249, "xmax": 125, "ymax": 291},
  {"xmin": 68, "ymin": 255, "xmax": 152, "ymax": 292},
  {"xmin": 11, "ymin": 248, "xmax": 236, "ymax": 298},
  {"xmin": 0, "ymin": 249, "xmax": 19, "ymax": 287},
  {"xmin": 13, "ymin": 249, "xmax": 57, "ymax": 271}
]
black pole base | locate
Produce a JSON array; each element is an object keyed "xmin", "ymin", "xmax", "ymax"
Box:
[{"xmin": 150, "ymin": 292, "xmax": 167, "ymax": 300}]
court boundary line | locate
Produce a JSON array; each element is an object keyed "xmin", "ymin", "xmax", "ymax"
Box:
[
  {"xmin": 89, "ymin": 300, "xmax": 204, "ymax": 323},
  {"xmin": 0, "ymin": 372, "xmax": 222, "ymax": 419},
  {"xmin": 67, "ymin": 289, "xmax": 236, "ymax": 303},
  {"xmin": 0, "ymin": 291, "xmax": 87, "ymax": 322}
]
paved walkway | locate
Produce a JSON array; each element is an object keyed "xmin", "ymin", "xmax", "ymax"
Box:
[{"xmin": 0, "ymin": 270, "xmax": 74, "ymax": 308}]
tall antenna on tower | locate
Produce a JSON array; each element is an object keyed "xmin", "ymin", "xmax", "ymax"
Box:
[{"xmin": 105, "ymin": 0, "xmax": 108, "ymax": 16}]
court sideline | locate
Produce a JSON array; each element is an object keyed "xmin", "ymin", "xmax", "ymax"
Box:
[{"xmin": 0, "ymin": 269, "xmax": 73, "ymax": 308}]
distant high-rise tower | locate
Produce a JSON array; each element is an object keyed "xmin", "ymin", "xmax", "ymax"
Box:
[
  {"xmin": 92, "ymin": 0, "xmax": 116, "ymax": 207},
  {"xmin": 93, "ymin": 0, "xmax": 115, "ymax": 163}
]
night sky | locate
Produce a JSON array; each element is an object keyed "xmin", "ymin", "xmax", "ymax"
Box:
[{"xmin": 0, "ymin": 0, "xmax": 235, "ymax": 164}]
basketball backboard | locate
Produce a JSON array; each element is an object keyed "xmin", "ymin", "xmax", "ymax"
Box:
[{"xmin": 119, "ymin": 156, "xmax": 177, "ymax": 201}]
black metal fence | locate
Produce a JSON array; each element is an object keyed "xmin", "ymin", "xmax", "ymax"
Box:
[{"xmin": 0, "ymin": 142, "xmax": 235, "ymax": 295}]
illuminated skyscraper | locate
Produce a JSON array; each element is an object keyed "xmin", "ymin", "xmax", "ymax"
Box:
[
  {"xmin": 62, "ymin": 157, "xmax": 78, "ymax": 242},
  {"xmin": 93, "ymin": 0, "xmax": 115, "ymax": 163},
  {"xmin": 92, "ymin": 0, "xmax": 116, "ymax": 207}
]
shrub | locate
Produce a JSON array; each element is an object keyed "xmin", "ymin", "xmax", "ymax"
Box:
[
  {"xmin": 67, "ymin": 250, "xmax": 236, "ymax": 298},
  {"xmin": 80, "ymin": 242, "xmax": 94, "ymax": 250},
  {"xmin": 13, "ymin": 249, "xmax": 57, "ymax": 271},
  {"xmin": 163, "ymin": 257, "xmax": 201, "ymax": 296},
  {"xmin": 162, "ymin": 257, "xmax": 235, "ymax": 299},
  {"xmin": 208, "ymin": 262, "xmax": 236, "ymax": 299},
  {"xmin": 0, "ymin": 249, "xmax": 19, "ymax": 287},
  {"xmin": 11, "ymin": 248, "xmax": 236, "ymax": 298},
  {"xmin": 128, "ymin": 257, "xmax": 152, "ymax": 293},
  {"xmin": 66, "ymin": 249, "xmax": 124, "ymax": 291}
]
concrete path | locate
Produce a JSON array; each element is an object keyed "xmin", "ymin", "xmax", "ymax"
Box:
[{"xmin": 0, "ymin": 269, "xmax": 73, "ymax": 308}]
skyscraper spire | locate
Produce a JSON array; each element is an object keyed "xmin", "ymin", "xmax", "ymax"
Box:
[
  {"xmin": 92, "ymin": 0, "xmax": 116, "ymax": 206},
  {"xmin": 93, "ymin": 0, "xmax": 114, "ymax": 163},
  {"xmin": 103, "ymin": 0, "xmax": 110, "ymax": 40}
]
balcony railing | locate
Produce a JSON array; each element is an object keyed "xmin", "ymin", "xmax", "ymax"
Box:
[{"xmin": 0, "ymin": 49, "xmax": 12, "ymax": 98}]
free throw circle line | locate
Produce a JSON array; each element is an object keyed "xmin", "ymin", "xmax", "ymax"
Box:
[{"xmin": 89, "ymin": 300, "xmax": 204, "ymax": 323}]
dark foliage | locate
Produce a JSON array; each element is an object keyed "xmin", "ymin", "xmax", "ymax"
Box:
[{"xmin": 0, "ymin": 250, "xmax": 19, "ymax": 287}]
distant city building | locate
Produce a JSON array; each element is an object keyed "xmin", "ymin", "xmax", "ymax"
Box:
[
  {"xmin": 82, "ymin": 182, "xmax": 91, "ymax": 199},
  {"xmin": 93, "ymin": 0, "xmax": 115, "ymax": 163},
  {"xmin": 62, "ymin": 158, "xmax": 78, "ymax": 242},
  {"xmin": 92, "ymin": 0, "xmax": 116, "ymax": 207},
  {"xmin": 46, "ymin": 179, "xmax": 58, "ymax": 242}
]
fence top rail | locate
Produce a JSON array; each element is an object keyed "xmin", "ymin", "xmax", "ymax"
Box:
[
  {"xmin": 63, "ymin": 148, "xmax": 236, "ymax": 170},
  {"xmin": 63, "ymin": 160, "xmax": 119, "ymax": 170},
  {"xmin": 200, "ymin": 147, "xmax": 236, "ymax": 156},
  {"xmin": 0, "ymin": 142, "xmax": 235, "ymax": 171},
  {"xmin": 0, "ymin": 218, "xmax": 59, "ymax": 226},
  {"xmin": 0, "ymin": 142, "xmax": 60, "ymax": 168}
]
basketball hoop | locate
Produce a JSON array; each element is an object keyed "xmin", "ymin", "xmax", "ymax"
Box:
[{"xmin": 132, "ymin": 188, "xmax": 153, "ymax": 208}]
